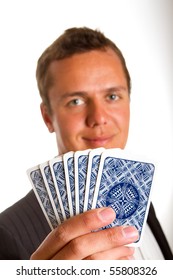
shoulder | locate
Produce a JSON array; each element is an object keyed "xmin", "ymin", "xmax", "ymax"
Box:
[
  {"xmin": 0, "ymin": 190, "xmax": 51, "ymax": 259},
  {"xmin": 0, "ymin": 190, "xmax": 47, "ymax": 230},
  {"xmin": 147, "ymin": 203, "xmax": 173, "ymax": 260}
]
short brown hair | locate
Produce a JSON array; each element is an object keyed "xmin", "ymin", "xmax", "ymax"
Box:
[{"xmin": 36, "ymin": 27, "xmax": 131, "ymax": 110}]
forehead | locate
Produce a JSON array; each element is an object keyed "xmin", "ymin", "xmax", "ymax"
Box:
[{"xmin": 48, "ymin": 48, "xmax": 128, "ymax": 93}]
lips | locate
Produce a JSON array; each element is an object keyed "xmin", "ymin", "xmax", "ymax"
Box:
[{"xmin": 82, "ymin": 135, "xmax": 114, "ymax": 147}]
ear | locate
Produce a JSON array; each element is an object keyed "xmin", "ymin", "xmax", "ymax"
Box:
[{"xmin": 40, "ymin": 102, "xmax": 54, "ymax": 133}]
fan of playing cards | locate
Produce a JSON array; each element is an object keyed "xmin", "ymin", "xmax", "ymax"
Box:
[{"xmin": 27, "ymin": 147, "xmax": 155, "ymax": 246}]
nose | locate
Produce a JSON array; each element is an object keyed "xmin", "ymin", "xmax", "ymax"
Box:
[{"xmin": 86, "ymin": 100, "xmax": 107, "ymax": 128}]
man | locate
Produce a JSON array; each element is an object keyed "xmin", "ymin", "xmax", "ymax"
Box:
[{"xmin": 0, "ymin": 27, "xmax": 172, "ymax": 260}]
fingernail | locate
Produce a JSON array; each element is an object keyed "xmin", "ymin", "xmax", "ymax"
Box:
[
  {"xmin": 98, "ymin": 207, "xmax": 115, "ymax": 221},
  {"xmin": 122, "ymin": 226, "xmax": 139, "ymax": 239}
]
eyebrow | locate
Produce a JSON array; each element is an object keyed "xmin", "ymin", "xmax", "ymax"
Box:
[
  {"xmin": 61, "ymin": 91, "xmax": 86, "ymax": 98},
  {"xmin": 59, "ymin": 86, "xmax": 128, "ymax": 100},
  {"xmin": 104, "ymin": 86, "xmax": 127, "ymax": 93}
]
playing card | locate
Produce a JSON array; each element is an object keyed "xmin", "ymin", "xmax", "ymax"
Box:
[
  {"xmin": 63, "ymin": 151, "xmax": 75, "ymax": 215},
  {"xmin": 74, "ymin": 149, "xmax": 91, "ymax": 214},
  {"xmin": 92, "ymin": 149, "xmax": 155, "ymax": 246},
  {"xmin": 40, "ymin": 161, "xmax": 65, "ymax": 223},
  {"xmin": 49, "ymin": 155, "xmax": 72, "ymax": 219},
  {"xmin": 27, "ymin": 165, "xmax": 58, "ymax": 229},
  {"xmin": 84, "ymin": 147, "xmax": 105, "ymax": 211}
]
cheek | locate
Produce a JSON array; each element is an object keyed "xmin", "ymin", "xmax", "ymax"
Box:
[
  {"xmin": 122, "ymin": 108, "xmax": 130, "ymax": 128},
  {"xmin": 112, "ymin": 106, "xmax": 130, "ymax": 129},
  {"xmin": 54, "ymin": 114, "xmax": 83, "ymax": 138}
]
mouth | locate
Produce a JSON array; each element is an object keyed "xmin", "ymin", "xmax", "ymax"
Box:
[{"xmin": 82, "ymin": 135, "xmax": 114, "ymax": 148}]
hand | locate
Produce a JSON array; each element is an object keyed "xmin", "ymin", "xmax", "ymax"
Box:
[{"xmin": 30, "ymin": 207, "xmax": 138, "ymax": 260}]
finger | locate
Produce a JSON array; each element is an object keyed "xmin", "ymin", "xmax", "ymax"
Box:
[
  {"xmin": 31, "ymin": 207, "xmax": 115, "ymax": 260},
  {"xmin": 119, "ymin": 255, "xmax": 135, "ymax": 260},
  {"xmin": 84, "ymin": 246, "xmax": 135, "ymax": 260},
  {"xmin": 53, "ymin": 226, "xmax": 138, "ymax": 259}
]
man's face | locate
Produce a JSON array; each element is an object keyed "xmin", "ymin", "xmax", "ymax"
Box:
[{"xmin": 41, "ymin": 48, "xmax": 130, "ymax": 154}]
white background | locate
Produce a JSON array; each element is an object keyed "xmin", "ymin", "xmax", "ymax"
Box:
[{"xmin": 0, "ymin": 0, "xmax": 172, "ymax": 252}]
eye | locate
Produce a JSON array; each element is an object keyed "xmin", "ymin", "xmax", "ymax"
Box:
[
  {"xmin": 68, "ymin": 98, "xmax": 84, "ymax": 106},
  {"xmin": 107, "ymin": 93, "xmax": 119, "ymax": 101}
]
